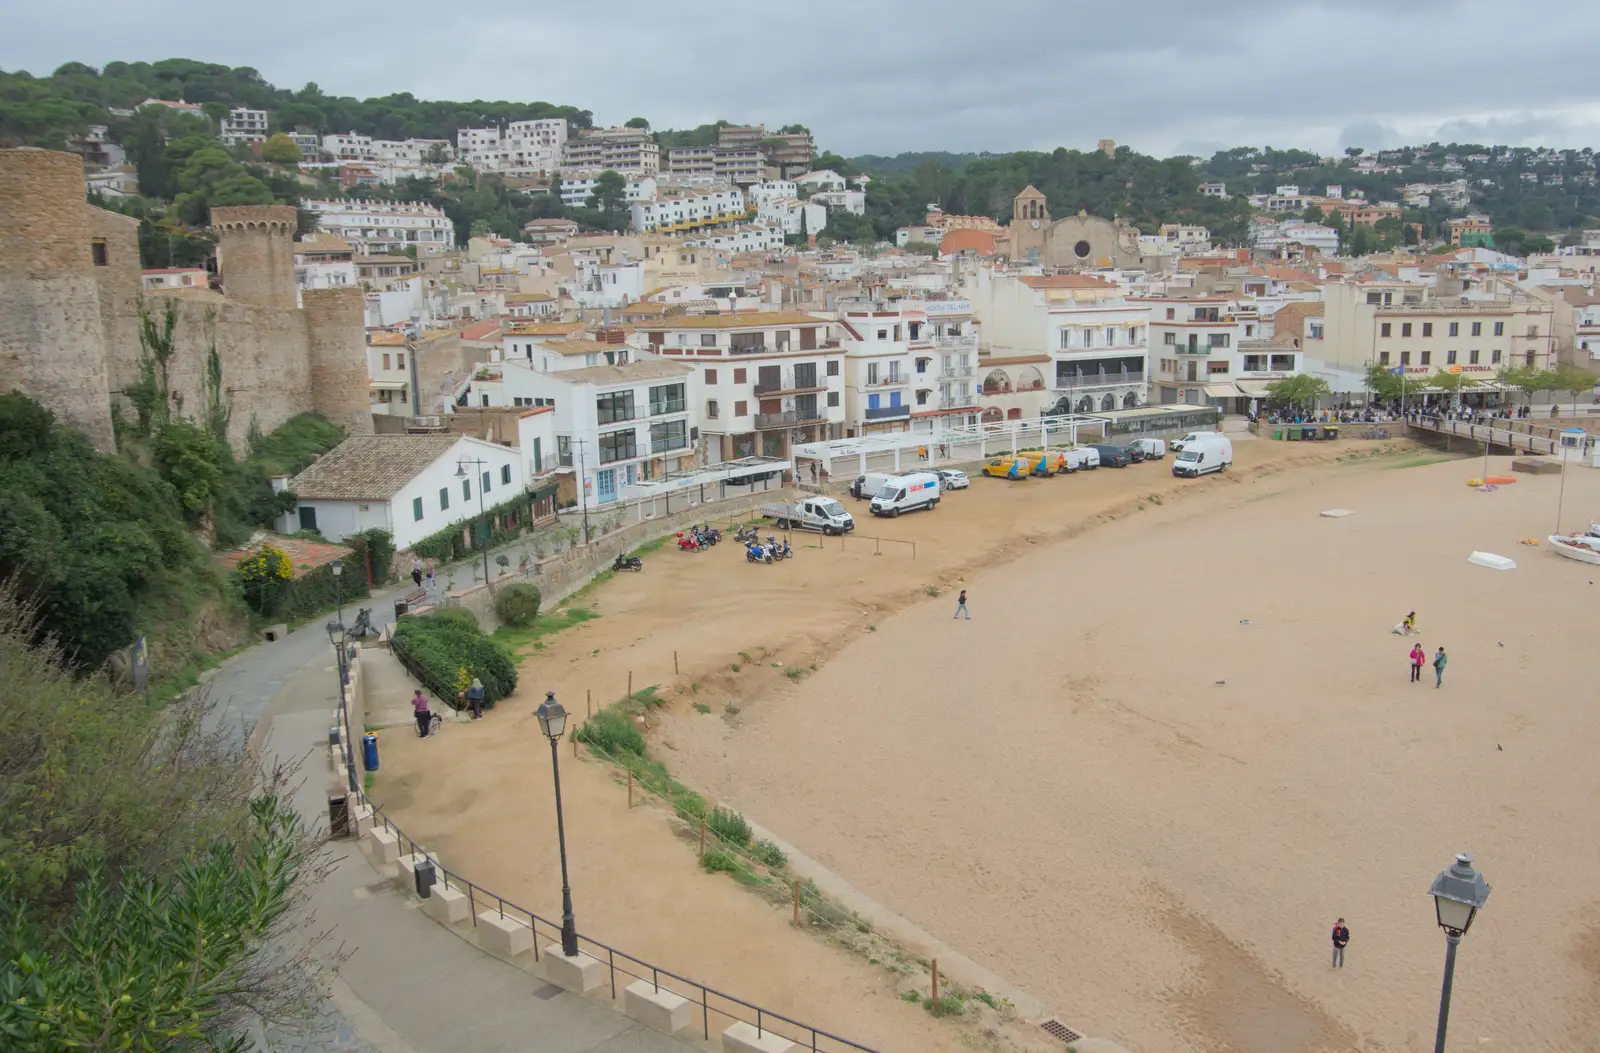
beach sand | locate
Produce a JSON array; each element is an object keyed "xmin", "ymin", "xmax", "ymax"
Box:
[{"xmin": 378, "ymin": 439, "xmax": 1600, "ymax": 1052}]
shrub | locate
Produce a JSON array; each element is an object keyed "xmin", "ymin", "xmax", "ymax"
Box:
[
  {"xmin": 751, "ymin": 839, "xmax": 786, "ymax": 869},
  {"xmin": 575, "ymin": 708, "xmax": 645, "ymax": 756},
  {"xmin": 923, "ymin": 995, "xmax": 965, "ymax": 1018},
  {"xmin": 390, "ymin": 612, "xmax": 516, "ymax": 708},
  {"xmin": 700, "ymin": 847, "xmax": 741, "ymax": 874},
  {"xmin": 672, "ymin": 787, "xmax": 708, "ymax": 822},
  {"xmin": 494, "ymin": 582, "xmax": 542, "ymax": 627},
  {"xmin": 708, "ymin": 806, "xmax": 752, "ymax": 848},
  {"xmin": 430, "ymin": 606, "xmax": 478, "ymax": 632}
]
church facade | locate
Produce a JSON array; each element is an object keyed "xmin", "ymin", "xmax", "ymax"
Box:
[{"xmin": 1000, "ymin": 185, "xmax": 1143, "ymax": 270}]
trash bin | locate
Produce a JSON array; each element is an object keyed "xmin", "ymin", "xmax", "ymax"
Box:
[
  {"xmin": 328, "ymin": 793, "xmax": 350, "ymax": 839},
  {"xmin": 394, "ymin": 599, "xmax": 409, "ymax": 619},
  {"xmin": 1273, "ymin": 428, "xmax": 1282, "ymax": 441},
  {"xmin": 1287, "ymin": 427, "xmax": 1299, "ymax": 441},
  {"xmin": 413, "ymin": 857, "xmax": 436, "ymax": 899},
  {"xmin": 362, "ymin": 732, "xmax": 379, "ymax": 772}
]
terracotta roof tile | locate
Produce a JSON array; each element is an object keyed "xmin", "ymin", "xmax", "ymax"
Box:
[{"xmin": 288, "ymin": 436, "xmax": 462, "ymax": 501}]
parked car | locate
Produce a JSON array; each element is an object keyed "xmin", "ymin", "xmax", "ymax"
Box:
[
  {"xmin": 1088, "ymin": 442, "xmax": 1136, "ymax": 468},
  {"xmin": 982, "ymin": 457, "xmax": 1027, "ymax": 479},
  {"xmin": 934, "ymin": 468, "xmax": 970, "ymax": 490}
]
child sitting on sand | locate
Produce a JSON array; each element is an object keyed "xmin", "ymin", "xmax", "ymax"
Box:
[{"xmin": 1393, "ymin": 611, "xmax": 1418, "ymax": 635}]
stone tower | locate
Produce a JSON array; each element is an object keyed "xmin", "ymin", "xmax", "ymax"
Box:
[
  {"xmin": 303, "ymin": 287, "xmax": 375, "ymax": 437},
  {"xmin": 0, "ymin": 148, "xmax": 116, "ymax": 450},
  {"xmin": 1008, "ymin": 185, "xmax": 1049, "ymax": 264},
  {"xmin": 211, "ymin": 205, "xmax": 299, "ymax": 310}
]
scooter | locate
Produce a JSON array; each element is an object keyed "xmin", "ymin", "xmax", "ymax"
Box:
[
  {"xmin": 745, "ymin": 542, "xmax": 773, "ymax": 565},
  {"xmin": 676, "ymin": 532, "xmax": 702, "ymax": 552},
  {"xmin": 733, "ymin": 525, "xmax": 759, "ymax": 544},
  {"xmin": 766, "ymin": 536, "xmax": 792, "ymax": 560},
  {"xmin": 699, "ymin": 525, "xmax": 722, "ymax": 545},
  {"xmin": 612, "ymin": 552, "xmax": 643, "ymax": 572}
]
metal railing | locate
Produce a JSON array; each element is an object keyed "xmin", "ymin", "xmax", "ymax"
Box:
[
  {"xmin": 754, "ymin": 411, "xmax": 798, "ymax": 429},
  {"xmin": 933, "ymin": 333, "xmax": 975, "ymax": 347},
  {"xmin": 940, "ymin": 394, "xmax": 978, "ymax": 408},
  {"xmin": 728, "ymin": 344, "xmax": 772, "ymax": 356},
  {"xmin": 863, "ymin": 375, "xmax": 907, "ymax": 387},
  {"xmin": 333, "ymin": 681, "xmax": 880, "ymax": 1053},
  {"xmin": 1053, "ymin": 372, "xmax": 1145, "ymax": 390},
  {"xmin": 649, "ymin": 399, "xmax": 687, "ymax": 416},
  {"xmin": 937, "ymin": 366, "xmax": 975, "ymax": 378},
  {"xmin": 864, "ymin": 405, "xmax": 910, "ymax": 420}
]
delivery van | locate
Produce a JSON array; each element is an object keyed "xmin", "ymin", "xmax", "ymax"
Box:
[
  {"xmin": 1088, "ymin": 442, "xmax": 1136, "ymax": 468},
  {"xmin": 982, "ymin": 457, "xmax": 1027, "ymax": 480},
  {"xmin": 1014, "ymin": 450, "xmax": 1057, "ymax": 477},
  {"xmin": 1171, "ymin": 434, "xmax": 1233, "ymax": 477},
  {"xmin": 849, "ymin": 471, "xmax": 896, "ymax": 500},
  {"xmin": 1133, "ymin": 437, "xmax": 1167, "ymax": 460},
  {"xmin": 1171, "ymin": 430, "xmax": 1220, "ymax": 453},
  {"xmin": 1062, "ymin": 446, "xmax": 1100, "ymax": 471},
  {"xmin": 869, "ymin": 471, "xmax": 940, "ymax": 517}
]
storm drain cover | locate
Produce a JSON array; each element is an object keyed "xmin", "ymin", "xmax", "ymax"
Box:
[
  {"xmin": 1040, "ymin": 1019, "xmax": 1083, "ymax": 1044},
  {"xmin": 533, "ymin": 983, "xmax": 563, "ymax": 1001}
]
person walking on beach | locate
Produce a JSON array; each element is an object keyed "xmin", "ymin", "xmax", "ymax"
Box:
[
  {"xmin": 1331, "ymin": 919, "xmax": 1350, "ymax": 968},
  {"xmin": 1409, "ymin": 643, "xmax": 1425, "ymax": 683},
  {"xmin": 953, "ymin": 589, "xmax": 970, "ymax": 620},
  {"xmin": 1433, "ymin": 646, "xmax": 1448, "ymax": 688},
  {"xmin": 411, "ymin": 556, "xmax": 424, "ymax": 588},
  {"xmin": 412, "ymin": 689, "xmax": 432, "ymax": 737}
]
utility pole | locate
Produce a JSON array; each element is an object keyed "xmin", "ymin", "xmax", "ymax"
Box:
[{"xmin": 573, "ymin": 437, "xmax": 591, "ymax": 544}]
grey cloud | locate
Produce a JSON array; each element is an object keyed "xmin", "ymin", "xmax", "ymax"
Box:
[{"xmin": 3, "ymin": 0, "xmax": 1599, "ymax": 156}]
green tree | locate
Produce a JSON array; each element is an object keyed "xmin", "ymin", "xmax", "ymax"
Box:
[
  {"xmin": 1548, "ymin": 366, "xmax": 1597, "ymax": 414},
  {"xmin": 469, "ymin": 218, "xmax": 493, "ymax": 238},
  {"xmin": 586, "ymin": 169, "xmax": 627, "ymax": 213},
  {"xmin": 153, "ymin": 418, "xmax": 225, "ymax": 522},
  {"xmin": 260, "ymin": 130, "xmax": 302, "ymax": 163},
  {"xmin": 424, "ymin": 141, "xmax": 451, "ymax": 164},
  {"xmin": 1364, "ymin": 361, "xmax": 1406, "ymax": 402},
  {"xmin": 623, "ymin": 116, "xmax": 650, "ymax": 129},
  {"xmin": 1264, "ymin": 373, "xmax": 1331, "ymax": 410}
]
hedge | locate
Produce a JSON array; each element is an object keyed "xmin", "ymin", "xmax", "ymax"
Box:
[
  {"xmin": 390, "ymin": 611, "xmax": 517, "ymax": 709},
  {"xmin": 410, "ymin": 494, "xmax": 538, "ymax": 563}
]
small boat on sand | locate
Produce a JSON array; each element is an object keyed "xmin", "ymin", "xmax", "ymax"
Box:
[{"xmin": 1548, "ymin": 522, "xmax": 1600, "ymax": 565}]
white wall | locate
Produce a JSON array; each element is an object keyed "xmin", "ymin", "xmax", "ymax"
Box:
[{"xmin": 388, "ymin": 439, "xmax": 530, "ymax": 550}]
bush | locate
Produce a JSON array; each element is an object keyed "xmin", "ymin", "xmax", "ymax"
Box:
[
  {"xmin": 751, "ymin": 839, "xmax": 787, "ymax": 869},
  {"xmin": 700, "ymin": 847, "xmax": 741, "ymax": 875},
  {"xmin": 494, "ymin": 582, "xmax": 542, "ymax": 626},
  {"xmin": 707, "ymin": 806, "xmax": 752, "ymax": 849},
  {"xmin": 430, "ymin": 607, "xmax": 478, "ymax": 632},
  {"xmin": 575, "ymin": 708, "xmax": 645, "ymax": 756},
  {"xmin": 672, "ymin": 787, "xmax": 708, "ymax": 822},
  {"xmin": 390, "ymin": 612, "xmax": 516, "ymax": 708}
]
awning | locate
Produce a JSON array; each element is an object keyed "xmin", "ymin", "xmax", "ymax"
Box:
[
  {"xmin": 1234, "ymin": 381, "xmax": 1276, "ymax": 397},
  {"xmin": 368, "ymin": 379, "xmax": 408, "ymax": 390},
  {"xmin": 1202, "ymin": 383, "xmax": 1240, "ymax": 398}
]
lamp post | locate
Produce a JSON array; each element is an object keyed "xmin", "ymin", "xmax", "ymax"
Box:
[
  {"xmin": 455, "ymin": 457, "xmax": 491, "ymax": 584},
  {"xmin": 535, "ymin": 692, "xmax": 580, "ymax": 957},
  {"xmin": 326, "ymin": 618, "xmax": 356, "ymax": 793},
  {"xmin": 330, "ymin": 558, "xmax": 344, "ymax": 625},
  {"xmin": 1429, "ymin": 852, "xmax": 1491, "ymax": 1053}
]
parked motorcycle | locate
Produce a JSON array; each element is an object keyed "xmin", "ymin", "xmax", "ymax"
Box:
[
  {"xmin": 699, "ymin": 525, "xmax": 722, "ymax": 544},
  {"xmin": 766, "ymin": 536, "xmax": 792, "ymax": 560},
  {"xmin": 745, "ymin": 543, "xmax": 773, "ymax": 565},
  {"xmin": 733, "ymin": 525, "xmax": 759, "ymax": 544},
  {"xmin": 612, "ymin": 553, "xmax": 643, "ymax": 572},
  {"xmin": 676, "ymin": 532, "xmax": 702, "ymax": 552}
]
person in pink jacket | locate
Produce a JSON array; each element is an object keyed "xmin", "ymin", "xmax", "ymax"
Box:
[{"xmin": 1409, "ymin": 643, "xmax": 1426, "ymax": 683}]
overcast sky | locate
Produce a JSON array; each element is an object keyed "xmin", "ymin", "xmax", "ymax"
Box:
[{"xmin": 6, "ymin": 0, "xmax": 1600, "ymax": 158}]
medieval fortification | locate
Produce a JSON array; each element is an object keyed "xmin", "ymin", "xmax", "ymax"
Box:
[{"xmin": 0, "ymin": 147, "xmax": 371, "ymax": 451}]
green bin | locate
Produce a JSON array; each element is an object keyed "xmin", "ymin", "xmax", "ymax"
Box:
[
  {"xmin": 1287, "ymin": 427, "xmax": 1299, "ymax": 441},
  {"xmin": 1273, "ymin": 428, "xmax": 1282, "ymax": 440}
]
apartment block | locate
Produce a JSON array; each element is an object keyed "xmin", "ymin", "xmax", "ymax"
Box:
[
  {"xmin": 220, "ymin": 107, "xmax": 268, "ymax": 146},
  {"xmin": 303, "ymin": 199, "xmax": 456, "ymax": 257},
  {"xmin": 1144, "ymin": 296, "xmax": 1252, "ymax": 407},
  {"xmin": 635, "ymin": 312, "xmax": 845, "ymax": 460},
  {"xmin": 666, "ymin": 146, "xmax": 767, "ymax": 185},
  {"xmin": 561, "ymin": 127, "xmax": 660, "ymax": 175},
  {"xmin": 322, "ymin": 132, "xmax": 376, "ymax": 161},
  {"xmin": 629, "ymin": 186, "xmax": 748, "ymax": 235}
]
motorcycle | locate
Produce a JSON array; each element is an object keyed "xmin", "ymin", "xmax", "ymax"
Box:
[
  {"xmin": 612, "ymin": 553, "xmax": 643, "ymax": 572},
  {"xmin": 766, "ymin": 536, "xmax": 792, "ymax": 560},
  {"xmin": 676, "ymin": 532, "xmax": 702, "ymax": 552},
  {"xmin": 699, "ymin": 525, "xmax": 722, "ymax": 545},
  {"xmin": 733, "ymin": 525, "xmax": 759, "ymax": 544},
  {"xmin": 745, "ymin": 543, "xmax": 773, "ymax": 565}
]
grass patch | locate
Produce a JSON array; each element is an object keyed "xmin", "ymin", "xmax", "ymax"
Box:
[
  {"xmin": 923, "ymin": 585, "xmax": 940, "ymax": 597},
  {"xmin": 923, "ymin": 994, "xmax": 964, "ymax": 1018},
  {"xmin": 708, "ymin": 806, "xmax": 752, "ymax": 848},
  {"xmin": 363, "ymin": 771, "xmax": 375, "ymax": 793},
  {"xmin": 631, "ymin": 535, "xmax": 671, "ymax": 556},
  {"xmin": 491, "ymin": 605, "xmax": 597, "ymax": 658},
  {"xmin": 900, "ymin": 990, "xmax": 920, "ymax": 1003},
  {"xmin": 143, "ymin": 644, "xmax": 245, "ymax": 707},
  {"xmin": 784, "ymin": 667, "xmax": 807, "ymax": 680},
  {"xmin": 627, "ymin": 685, "xmax": 663, "ymax": 708},
  {"xmin": 1384, "ymin": 454, "xmax": 1458, "ymax": 470},
  {"xmin": 751, "ymin": 839, "xmax": 786, "ymax": 868},
  {"xmin": 693, "ymin": 702, "xmax": 711, "ymax": 714},
  {"xmin": 575, "ymin": 708, "xmax": 645, "ymax": 755},
  {"xmin": 973, "ymin": 992, "xmax": 997, "ymax": 1009},
  {"xmin": 730, "ymin": 663, "xmax": 741, "ymax": 672},
  {"xmin": 724, "ymin": 701, "xmax": 741, "ymax": 717},
  {"xmin": 738, "ymin": 651, "xmax": 751, "ymax": 661}
]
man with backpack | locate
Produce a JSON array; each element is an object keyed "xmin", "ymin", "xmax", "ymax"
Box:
[{"xmin": 1331, "ymin": 918, "xmax": 1350, "ymax": 968}]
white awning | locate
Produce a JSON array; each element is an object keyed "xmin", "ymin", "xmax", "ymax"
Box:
[
  {"xmin": 1234, "ymin": 381, "xmax": 1276, "ymax": 397},
  {"xmin": 1202, "ymin": 383, "xmax": 1240, "ymax": 398},
  {"xmin": 368, "ymin": 380, "xmax": 408, "ymax": 390}
]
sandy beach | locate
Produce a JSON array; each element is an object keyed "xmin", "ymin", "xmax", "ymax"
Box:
[{"xmin": 377, "ymin": 437, "xmax": 1600, "ymax": 1052}]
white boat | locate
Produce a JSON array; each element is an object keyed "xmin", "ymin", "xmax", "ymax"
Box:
[{"xmin": 1548, "ymin": 531, "xmax": 1600, "ymax": 565}]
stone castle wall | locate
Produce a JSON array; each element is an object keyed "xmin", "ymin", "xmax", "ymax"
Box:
[
  {"xmin": 1, "ymin": 151, "xmax": 374, "ymax": 452},
  {"xmin": 0, "ymin": 148, "xmax": 115, "ymax": 449}
]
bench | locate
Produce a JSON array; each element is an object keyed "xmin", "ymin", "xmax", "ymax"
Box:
[{"xmin": 396, "ymin": 588, "xmax": 427, "ymax": 616}]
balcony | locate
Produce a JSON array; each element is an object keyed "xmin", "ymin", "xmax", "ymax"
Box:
[
  {"xmin": 1053, "ymin": 371, "xmax": 1145, "ymax": 390},
  {"xmin": 940, "ymin": 394, "xmax": 978, "ymax": 409},
  {"xmin": 753, "ymin": 378, "xmax": 824, "ymax": 396},
  {"xmin": 864, "ymin": 374, "xmax": 909, "ymax": 387},
  {"xmin": 864, "ymin": 405, "xmax": 911, "ymax": 421},
  {"xmin": 649, "ymin": 399, "xmax": 687, "ymax": 416},
  {"xmin": 933, "ymin": 333, "xmax": 976, "ymax": 347},
  {"xmin": 650, "ymin": 436, "xmax": 689, "ymax": 454},
  {"xmin": 754, "ymin": 411, "xmax": 798, "ymax": 429},
  {"xmin": 938, "ymin": 365, "xmax": 976, "ymax": 378},
  {"xmin": 728, "ymin": 344, "xmax": 773, "ymax": 356}
]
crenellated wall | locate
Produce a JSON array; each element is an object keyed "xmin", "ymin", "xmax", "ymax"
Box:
[{"xmin": 1, "ymin": 151, "xmax": 374, "ymax": 452}]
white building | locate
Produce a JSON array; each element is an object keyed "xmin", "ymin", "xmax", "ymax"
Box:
[
  {"xmin": 220, "ymin": 107, "xmax": 268, "ymax": 147},
  {"xmin": 292, "ymin": 236, "xmax": 358, "ymax": 299},
  {"xmin": 140, "ymin": 267, "xmax": 208, "ymax": 292},
  {"xmin": 288, "ymin": 132, "xmax": 321, "ymax": 157},
  {"xmin": 561, "ymin": 127, "xmax": 660, "ymax": 175},
  {"xmin": 809, "ymin": 188, "xmax": 866, "ymax": 215},
  {"xmin": 755, "ymin": 195, "xmax": 827, "ymax": 237},
  {"xmin": 797, "ymin": 169, "xmax": 848, "ymax": 192},
  {"xmin": 493, "ymin": 359, "xmax": 698, "ymax": 506},
  {"xmin": 454, "ymin": 120, "xmax": 567, "ymax": 173},
  {"xmin": 665, "ymin": 146, "xmax": 766, "ymax": 185},
  {"xmin": 630, "ymin": 187, "xmax": 747, "ymax": 235},
  {"xmin": 1252, "ymin": 219, "xmax": 1340, "ymax": 257},
  {"xmin": 279, "ymin": 435, "xmax": 532, "ymax": 551},
  {"xmin": 967, "ymin": 269, "xmax": 1148, "ymax": 415},
  {"xmin": 561, "ymin": 258, "xmax": 646, "ymax": 309},
  {"xmin": 371, "ymin": 138, "xmax": 453, "ymax": 164},
  {"xmin": 684, "ymin": 226, "xmax": 785, "ymax": 254},
  {"xmin": 1199, "ymin": 182, "xmax": 1228, "ymax": 198},
  {"xmin": 634, "ymin": 312, "xmax": 846, "ymax": 460},
  {"xmin": 1143, "ymin": 297, "xmax": 1254, "ymax": 407},
  {"xmin": 837, "ymin": 301, "xmax": 980, "ymax": 433},
  {"xmin": 456, "ymin": 127, "xmax": 504, "ymax": 168},
  {"xmin": 367, "ymin": 334, "xmax": 413, "ymax": 416},
  {"xmin": 559, "ymin": 174, "xmax": 657, "ymax": 210},
  {"xmin": 322, "ymin": 132, "xmax": 376, "ymax": 161},
  {"xmin": 304, "ymin": 199, "xmax": 457, "ymax": 257}
]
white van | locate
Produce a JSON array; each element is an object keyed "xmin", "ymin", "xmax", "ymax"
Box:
[
  {"xmin": 1059, "ymin": 447, "xmax": 1099, "ymax": 472},
  {"xmin": 1133, "ymin": 437, "xmax": 1167, "ymax": 460},
  {"xmin": 1171, "ymin": 434, "xmax": 1233, "ymax": 477},
  {"xmin": 869, "ymin": 471, "xmax": 941, "ymax": 517},
  {"xmin": 850, "ymin": 471, "xmax": 896, "ymax": 500}
]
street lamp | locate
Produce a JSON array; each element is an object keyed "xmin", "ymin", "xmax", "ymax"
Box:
[
  {"xmin": 535, "ymin": 691, "xmax": 580, "ymax": 958},
  {"xmin": 330, "ymin": 558, "xmax": 344, "ymax": 625},
  {"xmin": 1428, "ymin": 852, "xmax": 1491, "ymax": 1053},
  {"xmin": 455, "ymin": 458, "xmax": 492, "ymax": 584}
]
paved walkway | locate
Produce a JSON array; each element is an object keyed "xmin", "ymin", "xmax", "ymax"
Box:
[{"xmin": 208, "ymin": 586, "xmax": 693, "ymax": 1053}]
